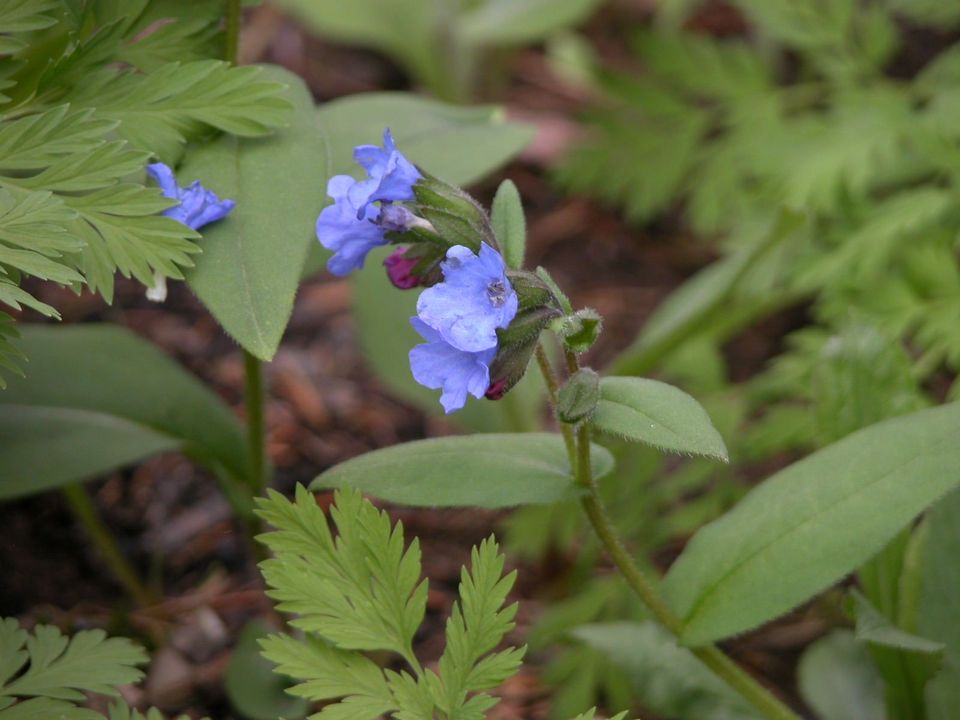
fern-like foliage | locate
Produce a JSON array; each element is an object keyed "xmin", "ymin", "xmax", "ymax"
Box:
[
  {"xmin": 256, "ymin": 486, "xmax": 527, "ymax": 720},
  {"xmin": 562, "ymin": 0, "xmax": 960, "ymax": 456},
  {"xmin": 0, "ymin": 0, "xmax": 291, "ymax": 385},
  {"xmin": 0, "ymin": 618, "xmax": 205, "ymax": 720}
]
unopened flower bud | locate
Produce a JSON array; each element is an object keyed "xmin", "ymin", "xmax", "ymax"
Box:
[
  {"xmin": 485, "ymin": 306, "xmax": 562, "ymax": 400},
  {"xmin": 557, "ymin": 368, "xmax": 600, "ymax": 424},
  {"xmin": 384, "ymin": 247, "xmax": 423, "ymax": 289},
  {"xmin": 411, "ymin": 173, "xmax": 497, "ymax": 254}
]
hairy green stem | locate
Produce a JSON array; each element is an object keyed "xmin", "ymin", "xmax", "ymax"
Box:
[
  {"xmin": 62, "ymin": 484, "xmax": 156, "ymax": 608},
  {"xmin": 243, "ymin": 350, "xmax": 267, "ymax": 496},
  {"xmin": 224, "ymin": 0, "xmax": 241, "ymax": 65},
  {"xmin": 536, "ymin": 342, "xmax": 576, "ymax": 469},
  {"xmin": 536, "ymin": 349, "xmax": 799, "ymax": 720}
]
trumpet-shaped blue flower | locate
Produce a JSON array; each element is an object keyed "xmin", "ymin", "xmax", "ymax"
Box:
[
  {"xmin": 348, "ymin": 129, "xmax": 421, "ymax": 214},
  {"xmin": 316, "ymin": 129, "xmax": 422, "ymax": 275},
  {"xmin": 416, "ymin": 243, "xmax": 518, "ymax": 353},
  {"xmin": 316, "ymin": 175, "xmax": 387, "ymax": 276},
  {"xmin": 145, "ymin": 162, "xmax": 234, "ymax": 302},
  {"xmin": 147, "ymin": 163, "xmax": 235, "ymax": 231},
  {"xmin": 409, "ymin": 318, "xmax": 496, "ymax": 413}
]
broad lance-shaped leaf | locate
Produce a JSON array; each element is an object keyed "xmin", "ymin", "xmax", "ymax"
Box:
[
  {"xmin": 592, "ymin": 377, "xmax": 728, "ymax": 461},
  {"xmin": 182, "ymin": 65, "xmax": 327, "ymax": 360},
  {"xmin": 0, "ymin": 324, "xmax": 246, "ymax": 499},
  {"xmin": 312, "ymin": 433, "xmax": 614, "ymax": 509},
  {"xmin": 572, "ymin": 622, "xmax": 760, "ymax": 720},
  {"xmin": 663, "ymin": 402, "xmax": 960, "ymax": 646}
]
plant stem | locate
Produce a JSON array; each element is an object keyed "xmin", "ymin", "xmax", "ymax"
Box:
[
  {"xmin": 243, "ymin": 349, "xmax": 267, "ymax": 496},
  {"xmin": 535, "ymin": 350, "xmax": 800, "ymax": 720},
  {"xmin": 62, "ymin": 483, "xmax": 156, "ymax": 608},
  {"xmin": 224, "ymin": 0, "xmax": 241, "ymax": 65},
  {"xmin": 536, "ymin": 342, "xmax": 576, "ymax": 468}
]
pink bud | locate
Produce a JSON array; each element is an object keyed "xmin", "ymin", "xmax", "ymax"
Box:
[
  {"xmin": 384, "ymin": 248, "xmax": 422, "ymax": 289},
  {"xmin": 485, "ymin": 377, "xmax": 509, "ymax": 400}
]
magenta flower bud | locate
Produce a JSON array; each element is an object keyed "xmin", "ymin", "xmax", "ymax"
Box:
[
  {"xmin": 384, "ymin": 247, "xmax": 423, "ymax": 290},
  {"xmin": 485, "ymin": 377, "xmax": 509, "ymax": 400}
]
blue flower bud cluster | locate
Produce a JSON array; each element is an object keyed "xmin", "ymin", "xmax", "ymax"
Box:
[
  {"xmin": 314, "ymin": 130, "xmax": 520, "ymax": 413},
  {"xmin": 145, "ymin": 131, "xmax": 527, "ymax": 413}
]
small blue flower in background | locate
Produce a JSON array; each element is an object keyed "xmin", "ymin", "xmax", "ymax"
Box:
[
  {"xmin": 316, "ymin": 129, "xmax": 422, "ymax": 276},
  {"xmin": 409, "ymin": 317, "xmax": 497, "ymax": 414},
  {"xmin": 145, "ymin": 162, "xmax": 235, "ymax": 301},
  {"xmin": 416, "ymin": 243, "xmax": 518, "ymax": 353},
  {"xmin": 147, "ymin": 162, "xmax": 235, "ymax": 231}
]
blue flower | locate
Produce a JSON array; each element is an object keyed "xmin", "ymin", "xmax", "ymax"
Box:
[
  {"xmin": 316, "ymin": 175, "xmax": 387, "ymax": 276},
  {"xmin": 315, "ymin": 129, "xmax": 422, "ymax": 276},
  {"xmin": 409, "ymin": 317, "xmax": 496, "ymax": 414},
  {"xmin": 415, "ymin": 243, "xmax": 518, "ymax": 353},
  {"xmin": 147, "ymin": 163, "xmax": 235, "ymax": 231},
  {"xmin": 347, "ymin": 129, "xmax": 421, "ymax": 215}
]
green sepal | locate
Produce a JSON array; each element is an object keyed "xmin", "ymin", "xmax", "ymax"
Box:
[
  {"xmin": 507, "ymin": 270, "xmax": 559, "ymax": 312},
  {"xmin": 557, "ymin": 368, "xmax": 600, "ymax": 424},
  {"xmin": 488, "ymin": 306, "xmax": 561, "ymax": 399},
  {"xmin": 554, "ymin": 308, "xmax": 603, "ymax": 352},
  {"xmin": 411, "ymin": 172, "xmax": 496, "ymax": 253}
]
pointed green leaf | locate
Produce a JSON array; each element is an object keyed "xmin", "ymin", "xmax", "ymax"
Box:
[
  {"xmin": 182, "ymin": 65, "xmax": 327, "ymax": 360},
  {"xmin": 0, "ymin": 324, "xmax": 246, "ymax": 498},
  {"xmin": 663, "ymin": 403, "xmax": 960, "ymax": 645},
  {"xmin": 311, "ymin": 433, "xmax": 614, "ymax": 508},
  {"xmin": 593, "ymin": 377, "xmax": 728, "ymax": 461},
  {"xmin": 490, "ymin": 179, "xmax": 525, "ymax": 270}
]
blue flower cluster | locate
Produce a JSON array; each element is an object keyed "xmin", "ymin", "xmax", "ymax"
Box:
[
  {"xmin": 145, "ymin": 162, "xmax": 236, "ymax": 301},
  {"xmin": 315, "ymin": 129, "xmax": 422, "ymax": 276},
  {"xmin": 313, "ymin": 131, "xmax": 519, "ymax": 412},
  {"xmin": 411, "ymin": 244, "xmax": 518, "ymax": 413}
]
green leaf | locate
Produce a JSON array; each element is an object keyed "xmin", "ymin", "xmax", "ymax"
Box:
[
  {"xmin": 0, "ymin": 311, "xmax": 24, "ymax": 389},
  {"xmin": 257, "ymin": 487, "xmax": 428, "ymax": 665},
  {"xmin": 490, "ymin": 179, "xmax": 525, "ymax": 270},
  {"xmin": 315, "ymin": 93, "xmax": 533, "ymax": 187},
  {"xmin": 796, "ymin": 630, "xmax": 885, "ymax": 720},
  {"xmin": 663, "ymin": 402, "xmax": 960, "ymax": 645},
  {"xmin": 592, "ymin": 377, "xmax": 729, "ymax": 461},
  {"xmin": 0, "ymin": 697, "xmax": 102, "ymax": 720},
  {"xmin": 0, "ymin": 0, "xmax": 58, "ymax": 54},
  {"xmin": 850, "ymin": 589, "xmax": 943, "ymax": 655},
  {"xmin": 66, "ymin": 61, "xmax": 292, "ymax": 163},
  {"xmin": 917, "ymin": 488, "xmax": 960, "ymax": 718},
  {"xmin": 0, "ymin": 324, "xmax": 247, "ymax": 495},
  {"xmin": 269, "ymin": 0, "xmax": 444, "ymax": 98},
  {"xmin": 224, "ymin": 621, "xmax": 308, "ymax": 720},
  {"xmin": 459, "ymin": 0, "xmax": 601, "ymax": 46},
  {"xmin": 311, "ymin": 433, "xmax": 615, "ymax": 508},
  {"xmin": 0, "ymin": 619, "xmax": 146, "ymax": 704},
  {"xmin": 435, "ymin": 538, "xmax": 524, "ymax": 717},
  {"xmin": 573, "ymin": 622, "xmax": 760, "ymax": 719},
  {"xmin": 0, "ymin": 406, "xmax": 179, "ymax": 500},
  {"xmin": 182, "ymin": 65, "xmax": 326, "ymax": 360}
]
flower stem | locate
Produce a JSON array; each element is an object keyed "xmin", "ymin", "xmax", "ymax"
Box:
[
  {"xmin": 62, "ymin": 483, "xmax": 156, "ymax": 608},
  {"xmin": 224, "ymin": 0, "xmax": 241, "ymax": 65},
  {"xmin": 243, "ymin": 349, "xmax": 267, "ymax": 497},
  {"xmin": 535, "ymin": 350, "xmax": 800, "ymax": 720}
]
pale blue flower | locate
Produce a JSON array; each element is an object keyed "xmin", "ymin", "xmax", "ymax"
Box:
[
  {"xmin": 415, "ymin": 243, "xmax": 518, "ymax": 353},
  {"xmin": 316, "ymin": 175, "xmax": 387, "ymax": 276},
  {"xmin": 409, "ymin": 317, "xmax": 496, "ymax": 413},
  {"xmin": 315, "ymin": 129, "xmax": 422, "ymax": 275},
  {"xmin": 147, "ymin": 162, "xmax": 235, "ymax": 230},
  {"xmin": 347, "ymin": 129, "xmax": 421, "ymax": 215}
]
